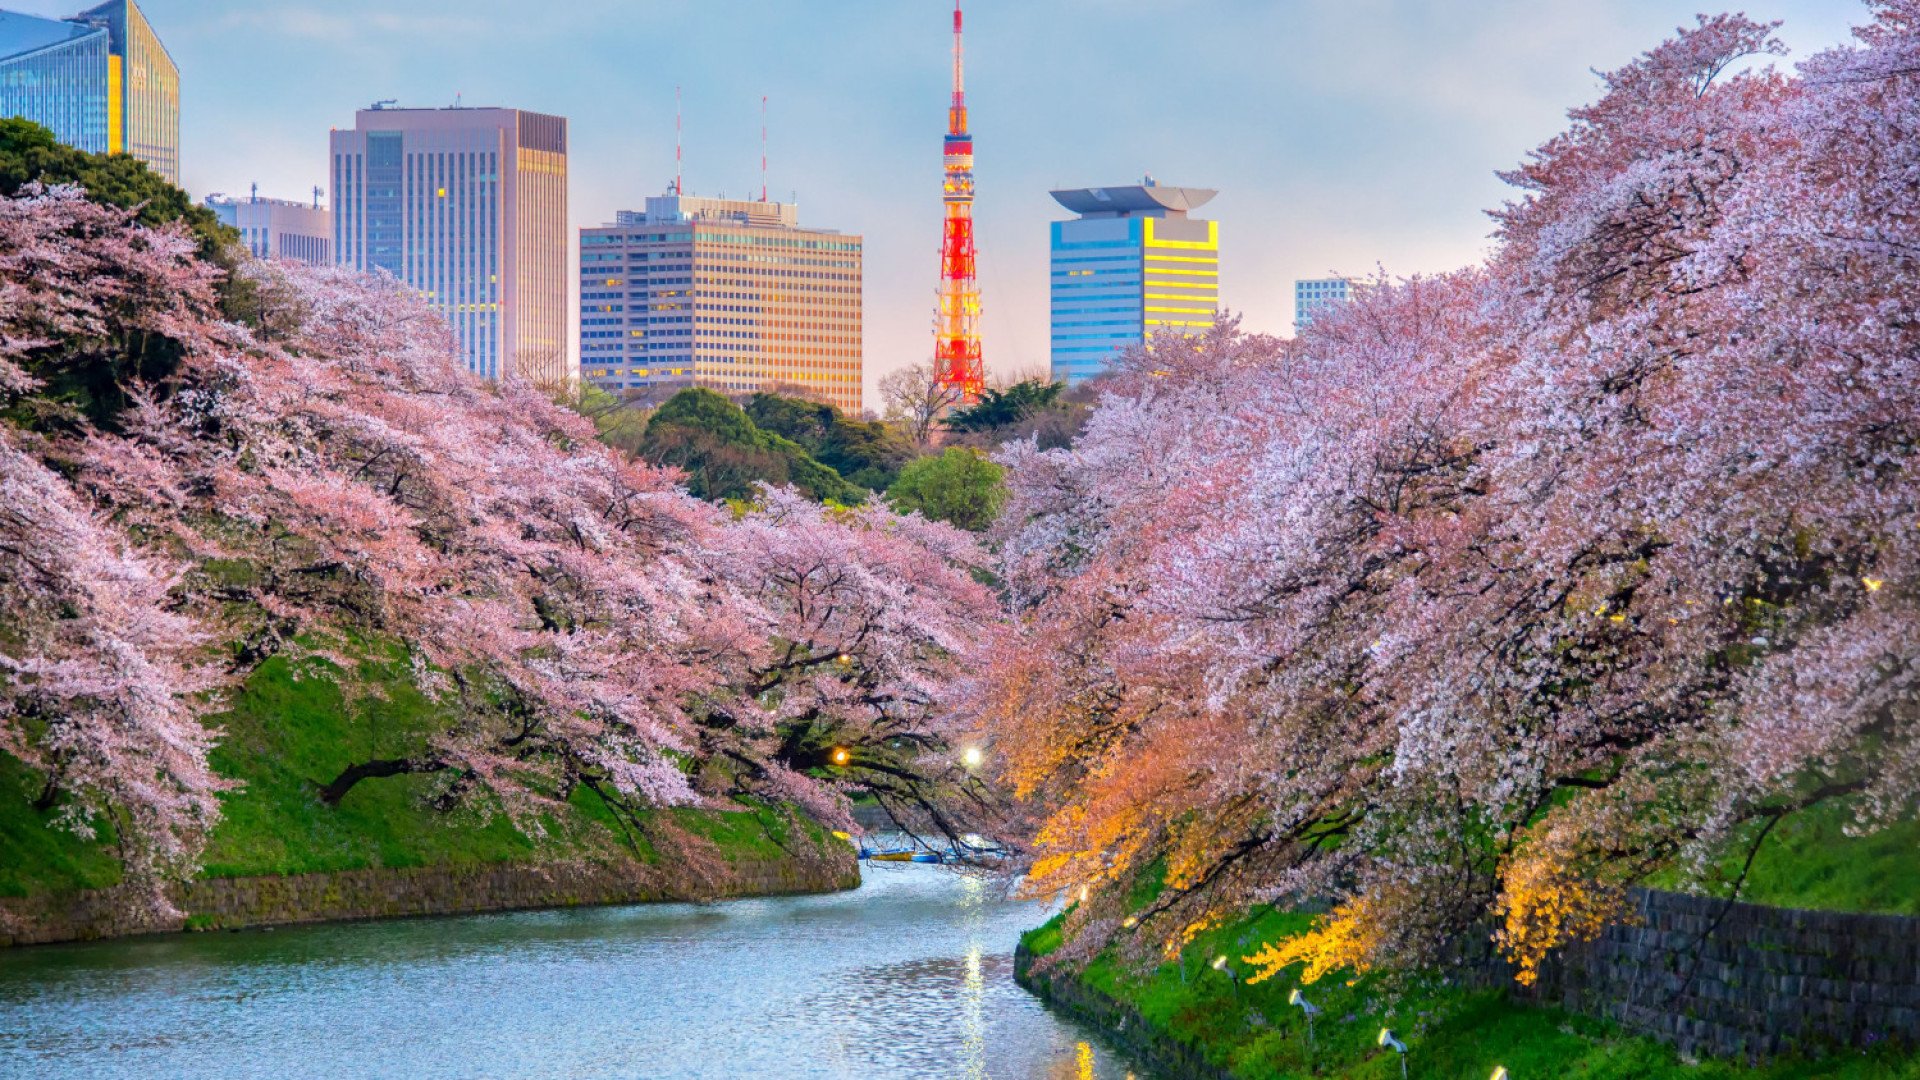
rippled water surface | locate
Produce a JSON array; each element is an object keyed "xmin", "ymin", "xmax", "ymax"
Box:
[{"xmin": 0, "ymin": 864, "xmax": 1145, "ymax": 1079}]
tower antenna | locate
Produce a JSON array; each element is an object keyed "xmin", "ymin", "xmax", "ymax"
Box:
[
  {"xmin": 932, "ymin": 0, "xmax": 985, "ymax": 399},
  {"xmin": 760, "ymin": 95, "xmax": 769, "ymax": 203},
  {"xmin": 674, "ymin": 85, "xmax": 684, "ymax": 196}
]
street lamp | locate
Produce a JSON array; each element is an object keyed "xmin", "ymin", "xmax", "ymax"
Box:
[
  {"xmin": 1378, "ymin": 1028, "xmax": 1409, "ymax": 1078},
  {"xmin": 1289, "ymin": 989, "xmax": 1321, "ymax": 1052},
  {"xmin": 830, "ymin": 747, "xmax": 851, "ymax": 766}
]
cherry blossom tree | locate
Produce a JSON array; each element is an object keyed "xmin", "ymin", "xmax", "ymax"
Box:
[
  {"xmin": 1, "ymin": 187, "xmax": 1002, "ymax": 892},
  {"xmin": 698, "ymin": 487, "xmax": 1003, "ymax": 841},
  {"xmin": 983, "ymin": 3, "xmax": 1920, "ymax": 984}
]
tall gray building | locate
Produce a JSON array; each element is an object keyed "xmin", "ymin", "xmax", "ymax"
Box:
[
  {"xmin": 331, "ymin": 105, "xmax": 571, "ymax": 386},
  {"xmin": 207, "ymin": 190, "xmax": 332, "ymax": 266},
  {"xmin": 0, "ymin": 1, "xmax": 179, "ymax": 184}
]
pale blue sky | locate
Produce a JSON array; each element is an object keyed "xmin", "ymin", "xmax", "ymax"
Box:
[{"xmin": 9, "ymin": 0, "xmax": 1868, "ymax": 408}]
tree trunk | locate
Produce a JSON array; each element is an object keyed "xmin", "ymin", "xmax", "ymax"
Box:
[{"xmin": 319, "ymin": 758, "xmax": 446, "ymax": 806}]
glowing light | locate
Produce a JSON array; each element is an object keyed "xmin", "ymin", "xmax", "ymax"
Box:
[
  {"xmin": 1211, "ymin": 955, "xmax": 1229, "ymax": 971},
  {"xmin": 836, "ymin": 653, "xmax": 854, "ymax": 666},
  {"xmin": 1864, "ymin": 577, "xmax": 1885, "ymax": 592},
  {"xmin": 1078, "ymin": 885, "xmax": 1089, "ymax": 903},
  {"xmin": 962, "ymin": 746, "xmax": 984, "ymax": 768},
  {"xmin": 1122, "ymin": 916, "xmax": 1138, "ymax": 929},
  {"xmin": 830, "ymin": 747, "xmax": 851, "ymax": 766},
  {"xmin": 1491, "ymin": 1069, "xmax": 1510, "ymax": 1080}
]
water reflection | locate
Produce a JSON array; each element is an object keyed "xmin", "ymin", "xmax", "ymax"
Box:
[{"xmin": 0, "ymin": 864, "xmax": 1145, "ymax": 1079}]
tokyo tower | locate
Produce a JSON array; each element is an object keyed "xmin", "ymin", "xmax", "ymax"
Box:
[{"xmin": 934, "ymin": 1, "xmax": 986, "ymax": 399}]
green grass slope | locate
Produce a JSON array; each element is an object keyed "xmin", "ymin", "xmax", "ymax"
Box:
[{"xmin": 1, "ymin": 644, "xmax": 831, "ymax": 899}]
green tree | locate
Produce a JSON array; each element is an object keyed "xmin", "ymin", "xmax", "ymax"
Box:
[
  {"xmin": 885, "ymin": 448, "xmax": 1007, "ymax": 532},
  {"xmin": 564, "ymin": 384, "xmax": 653, "ymax": 459},
  {"xmin": 640, "ymin": 388, "xmax": 864, "ymax": 504},
  {"xmin": 746, "ymin": 391, "xmax": 913, "ymax": 492},
  {"xmin": 944, "ymin": 379, "xmax": 1065, "ymax": 434}
]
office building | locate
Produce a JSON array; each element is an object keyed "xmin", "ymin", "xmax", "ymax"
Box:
[
  {"xmin": 0, "ymin": 1, "xmax": 179, "ymax": 184},
  {"xmin": 331, "ymin": 105, "xmax": 571, "ymax": 386},
  {"xmin": 1295, "ymin": 277, "xmax": 1352, "ymax": 330},
  {"xmin": 579, "ymin": 194, "xmax": 863, "ymax": 414},
  {"xmin": 207, "ymin": 189, "xmax": 332, "ymax": 266},
  {"xmin": 1049, "ymin": 182, "xmax": 1218, "ymax": 385}
]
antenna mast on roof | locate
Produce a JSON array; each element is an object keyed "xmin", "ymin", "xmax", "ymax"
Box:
[
  {"xmin": 760, "ymin": 95, "xmax": 769, "ymax": 203},
  {"xmin": 674, "ymin": 86, "xmax": 684, "ymax": 196}
]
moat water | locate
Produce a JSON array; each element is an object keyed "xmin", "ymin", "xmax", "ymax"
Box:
[{"xmin": 0, "ymin": 863, "xmax": 1144, "ymax": 1079}]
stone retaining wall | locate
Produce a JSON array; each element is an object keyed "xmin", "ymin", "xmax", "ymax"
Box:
[
  {"xmin": 0, "ymin": 849, "xmax": 860, "ymax": 948},
  {"xmin": 1514, "ymin": 888, "xmax": 1920, "ymax": 1061}
]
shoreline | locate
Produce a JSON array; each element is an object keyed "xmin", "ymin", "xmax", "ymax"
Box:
[{"xmin": 0, "ymin": 846, "xmax": 860, "ymax": 948}]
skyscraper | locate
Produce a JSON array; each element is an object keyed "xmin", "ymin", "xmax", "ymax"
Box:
[
  {"xmin": 207, "ymin": 190, "xmax": 332, "ymax": 266},
  {"xmin": 579, "ymin": 194, "xmax": 864, "ymax": 415},
  {"xmin": 330, "ymin": 105, "xmax": 571, "ymax": 386},
  {"xmin": 1049, "ymin": 182, "xmax": 1220, "ymax": 385},
  {"xmin": 1294, "ymin": 277, "xmax": 1352, "ymax": 330},
  {"xmin": 0, "ymin": 0, "xmax": 179, "ymax": 184}
]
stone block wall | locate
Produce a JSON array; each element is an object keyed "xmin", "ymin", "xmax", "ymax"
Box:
[
  {"xmin": 0, "ymin": 848, "xmax": 860, "ymax": 948},
  {"xmin": 1518, "ymin": 888, "xmax": 1920, "ymax": 1060}
]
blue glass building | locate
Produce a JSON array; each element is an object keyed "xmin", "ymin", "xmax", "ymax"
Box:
[
  {"xmin": 1049, "ymin": 182, "xmax": 1219, "ymax": 385},
  {"xmin": 0, "ymin": 2, "xmax": 179, "ymax": 184}
]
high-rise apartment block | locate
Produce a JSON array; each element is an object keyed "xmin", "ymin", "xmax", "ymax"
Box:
[
  {"xmin": 1294, "ymin": 277, "xmax": 1352, "ymax": 330},
  {"xmin": 331, "ymin": 106, "xmax": 571, "ymax": 386},
  {"xmin": 579, "ymin": 195, "xmax": 863, "ymax": 415},
  {"xmin": 0, "ymin": 1, "xmax": 179, "ymax": 184},
  {"xmin": 1048, "ymin": 182, "xmax": 1219, "ymax": 385},
  {"xmin": 207, "ymin": 190, "xmax": 332, "ymax": 266}
]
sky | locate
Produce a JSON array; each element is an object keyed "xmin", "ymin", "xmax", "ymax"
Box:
[{"xmin": 9, "ymin": 0, "xmax": 1869, "ymax": 411}]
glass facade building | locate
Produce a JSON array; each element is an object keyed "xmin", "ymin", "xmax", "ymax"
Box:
[
  {"xmin": 331, "ymin": 106, "xmax": 572, "ymax": 386},
  {"xmin": 206, "ymin": 192, "xmax": 332, "ymax": 266},
  {"xmin": 1294, "ymin": 277, "xmax": 1352, "ymax": 330},
  {"xmin": 579, "ymin": 195, "xmax": 864, "ymax": 415},
  {"xmin": 0, "ymin": 1, "xmax": 178, "ymax": 184},
  {"xmin": 1049, "ymin": 184, "xmax": 1219, "ymax": 385}
]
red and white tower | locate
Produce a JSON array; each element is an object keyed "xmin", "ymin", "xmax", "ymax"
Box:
[{"xmin": 934, "ymin": 1, "xmax": 985, "ymax": 399}]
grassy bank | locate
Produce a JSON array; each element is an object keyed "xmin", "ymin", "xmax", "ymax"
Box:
[
  {"xmin": 1022, "ymin": 907, "xmax": 1920, "ymax": 1080},
  {"xmin": 1, "ymin": 645, "xmax": 833, "ymax": 901}
]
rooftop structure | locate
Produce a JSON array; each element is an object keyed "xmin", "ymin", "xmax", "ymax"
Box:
[{"xmin": 206, "ymin": 189, "xmax": 332, "ymax": 266}]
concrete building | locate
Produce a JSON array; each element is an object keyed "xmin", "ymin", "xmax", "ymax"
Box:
[
  {"xmin": 1049, "ymin": 181, "xmax": 1218, "ymax": 385},
  {"xmin": 207, "ymin": 189, "xmax": 332, "ymax": 266},
  {"xmin": 579, "ymin": 194, "xmax": 863, "ymax": 414},
  {"xmin": 331, "ymin": 105, "xmax": 571, "ymax": 386},
  {"xmin": 1294, "ymin": 277, "xmax": 1352, "ymax": 330},
  {"xmin": 0, "ymin": 0, "xmax": 179, "ymax": 184}
]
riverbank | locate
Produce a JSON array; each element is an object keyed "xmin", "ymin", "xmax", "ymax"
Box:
[
  {"xmin": 0, "ymin": 865, "xmax": 1143, "ymax": 1079},
  {"xmin": 0, "ymin": 648, "xmax": 858, "ymax": 947},
  {"xmin": 1015, "ymin": 906, "xmax": 1920, "ymax": 1080}
]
